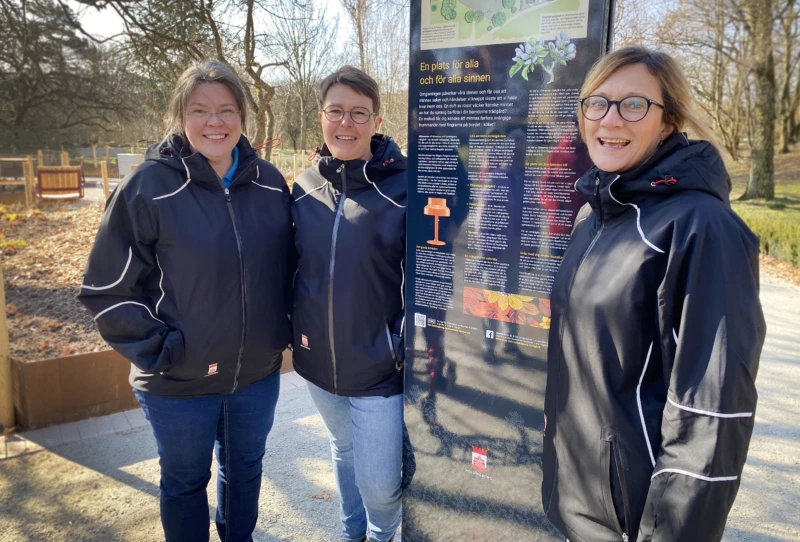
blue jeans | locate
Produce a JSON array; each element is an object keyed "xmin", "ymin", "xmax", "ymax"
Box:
[
  {"xmin": 306, "ymin": 382, "xmax": 403, "ymax": 542},
  {"xmin": 134, "ymin": 371, "xmax": 280, "ymax": 542}
]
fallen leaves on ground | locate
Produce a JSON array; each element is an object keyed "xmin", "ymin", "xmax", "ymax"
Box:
[
  {"xmin": 2, "ymin": 200, "xmax": 108, "ymax": 362},
  {"xmin": 312, "ymin": 491, "xmax": 331, "ymax": 502}
]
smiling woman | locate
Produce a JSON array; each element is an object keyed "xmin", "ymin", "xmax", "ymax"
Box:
[
  {"xmin": 291, "ymin": 66, "xmax": 407, "ymax": 542},
  {"xmin": 542, "ymin": 46, "xmax": 766, "ymax": 542},
  {"xmin": 79, "ymin": 60, "xmax": 293, "ymax": 542}
]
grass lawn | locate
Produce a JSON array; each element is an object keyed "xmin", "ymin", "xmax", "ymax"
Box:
[{"xmin": 727, "ymin": 144, "xmax": 800, "ymax": 272}]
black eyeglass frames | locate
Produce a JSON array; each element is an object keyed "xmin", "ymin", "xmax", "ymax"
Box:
[{"xmin": 579, "ymin": 95, "xmax": 665, "ymax": 122}]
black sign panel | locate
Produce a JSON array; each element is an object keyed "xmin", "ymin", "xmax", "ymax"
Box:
[{"xmin": 403, "ymin": 0, "xmax": 613, "ymax": 539}]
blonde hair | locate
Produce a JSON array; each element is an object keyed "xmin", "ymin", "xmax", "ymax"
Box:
[
  {"xmin": 578, "ymin": 46, "xmax": 720, "ymax": 150},
  {"xmin": 164, "ymin": 60, "xmax": 248, "ymax": 141}
]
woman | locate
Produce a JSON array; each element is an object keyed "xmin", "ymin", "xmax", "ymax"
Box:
[
  {"xmin": 79, "ymin": 60, "xmax": 293, "ymax": 542},
  {"xmin": 291, "ymin": 66, "xmax": 406, "ymax": 542},
  {"xmin": 542, "ymin": 46, "xmax": 766, "ymax": 542}
]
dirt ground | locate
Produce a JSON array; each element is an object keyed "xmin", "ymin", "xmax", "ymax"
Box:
[{"xmin": 2, "ymin": 198, "xmax": 107, "ymax": 362}]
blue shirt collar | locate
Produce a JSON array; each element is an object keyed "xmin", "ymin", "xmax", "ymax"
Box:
[{"xmin": 222, "ymin": 146, "xmax": 240, "ymax": 188}]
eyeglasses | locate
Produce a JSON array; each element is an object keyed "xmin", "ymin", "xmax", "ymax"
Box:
[
  {"xmin": 320, "ymin": 106, "xmax": 374, "ymax": 124},
  {"xmin": 186, "ymin": 108, "xmax": 241, "ymax": 122},
  {"xmin": 579, "ymin": 95, "xmax": 665, "ymax": 122}
]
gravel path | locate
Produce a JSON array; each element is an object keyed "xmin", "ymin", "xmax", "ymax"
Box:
[
  {"xmin": 0, "ymin": 383, "xmax": 341, "ymax": 542},
  {"xmin": 0, "ymin": 275, "xmax": 797, "ymax": 541},
  {"xmin": 723, "ymin": 275, "xmax": 800, "ymax": 541}
]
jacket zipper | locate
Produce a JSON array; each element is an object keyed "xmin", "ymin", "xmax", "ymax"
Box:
[
  {"xmin": 550, "ymin": 173, "xmax": 606, "ymax": 481},
  {"xmin": 327, "ymin": 166, "xmax": 347, "ymax": 394},
  {"xmin": 613, "ymin": 442, "xmax": 632, "ymax": 541},
  {"xmin": 225, "ymin": 187, "xmax": 247, "ymax": 393}
]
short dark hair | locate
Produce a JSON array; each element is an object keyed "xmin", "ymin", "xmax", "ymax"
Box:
[
  {"xmin": 165, "ymin": 60, "xmax": 249, "ymax": 139},
  {"xmin": 317, "ymin": 66, "xmax": 381, "ymax": 113}
]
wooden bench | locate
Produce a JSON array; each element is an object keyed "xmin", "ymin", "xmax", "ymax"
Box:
[{"xmin": 36, "ymin": 166, "xmax": 84, "ymax": 199}]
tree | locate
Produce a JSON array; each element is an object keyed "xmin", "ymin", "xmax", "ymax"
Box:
[
  {"xmin": 272, "ymin": 1, "xmax": 340, "ymax": 152},
  {"xmin": 656, "ymin": 0, "xmax": 750, "ymax": 159},
  {"xmin": 339, "ymin": 0, "xmax": 376, "ymax": 71},
  {"xmin": 0, "ymin": 0, "xmax": 135, "ymax": 151},
  {"xmin": 79, "ymin": 0, "xmax": 287, "ymax": 158},
  {"xmin": 741, "ymin": 0, "xmax": 776, "ymax": 199},
  {"xmin": 776, "ymin": 0, "xmax": 800, "ymax": 153}
]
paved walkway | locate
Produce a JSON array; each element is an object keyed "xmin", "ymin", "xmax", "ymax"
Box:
[{"xmin": 1, "ymin": 278, "xmax": 798, "ymax": 540}]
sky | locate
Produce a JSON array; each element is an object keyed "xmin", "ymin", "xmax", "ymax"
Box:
[{"xmin": 68, "ymin": 0, "xmax": 350, "ymax": 42}]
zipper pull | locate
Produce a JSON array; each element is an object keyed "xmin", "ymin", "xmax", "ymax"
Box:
[{"xmin": 224, "ymin": 187, "xmax": 231, "ymax": 202}]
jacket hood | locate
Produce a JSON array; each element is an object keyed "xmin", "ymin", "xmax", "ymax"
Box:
[
  {"xmin": 576, "ymin": 133, "xmax": 732, "ymax": 216},
  {"xmin": 316, "ymin": 133, "xmax": 407, "ymax": 192},
  {"xmin": 145, "ymin": 134, "xmax": 258, "ymax": 188}
]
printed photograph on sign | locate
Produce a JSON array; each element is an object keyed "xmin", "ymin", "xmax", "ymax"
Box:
[
  {"xmin": 421, "ymin": 0, "xmax": 589, "ymax": 50},
  {"xmin": 463, "ymin": 286, "xmax": 551, "ymax": 328}
]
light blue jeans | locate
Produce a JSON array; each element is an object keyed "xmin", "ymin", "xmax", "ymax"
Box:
[{"xmin": 306, "ymin": 382, "xmax": 403, "ymax": 542}]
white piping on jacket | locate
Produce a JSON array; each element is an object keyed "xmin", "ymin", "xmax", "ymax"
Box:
[
  {"xmin": 672, "ymin": 328, "xmax": 679, "ymax": 344},
  {"xmin": 364, "ymin": 163, "xmax": 405, "ymax": 208},
  {"xmin": 651, "ymin": 468, "xmax": 738, "ymax": 483},
  {"xmin": 666, "ymin": 397, "xmax": 753, "ymax": 418},
  {"xmin": 153, "ymin": 157, "xmax": 192, "ymax": 200},
  {"xmin": 94, "ymin": 301, "xmax": 165, "ymax": 325},
  {"xmin": 637, "ymin": 341, "xmax": 657, "ymax": 467},
  {"xmin": 608, "ymin": 174, "xmax": 665, "ymax": 254},
  {"xmin": 155, "ymin": 255, "xmax": 165, "ymax": 315},
  {"xmin": 294, "ymin": 183, "xmax": 326, "ymax": 201},
  {"xmin": 292, "ymin": 269, "xmax": 299, "ymax": 287},
  {"xmin": 251, "ymin": 180, "xmax": 283, "ymax": 192},
  {"xmin": 81, "ymin": 247, "xmax": 133, "ymax": 290},
  {"xmin": 399, "ymin": 258, "xmax": 406, "ymax": 335}
]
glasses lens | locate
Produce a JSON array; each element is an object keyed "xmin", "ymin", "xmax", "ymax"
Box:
[
  {"xmin": 219, "ymin": 109, "xmax": 240, "ymax": 121},
  {"xmin": 620, "ymin": 97, "xmax": 648, "ymax": 122},
  {"xmin": 324, "ymin": 107, "xmax": 344, "ymax": 122},
  {"xmin": 350, "ymin": 107, "xmax": 372, "ymax": 124},
  {"xmin": 582, "ymin": 96, "xmax": 609, "ymax": 120}
]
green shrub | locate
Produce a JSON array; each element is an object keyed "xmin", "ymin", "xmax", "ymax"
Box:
[{"xmin": 733, "ymin": 199, "xmax": 800, "ymax": 267}]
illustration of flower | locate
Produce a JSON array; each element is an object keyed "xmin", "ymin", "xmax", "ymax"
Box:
[
  {"xmin": 509, "ymin": 32, "xmax": 577, "ymax": 84},
  {"xmin": 485, "ymin": 291, "xmax": 534, "ymax": 311},
  {"xmin": 463, "ymin": 287, "xmax": 551, "ymax": 329},
  {"xmin": 513, "ymin": 42, "xmax": 536, "ymax": 65}
]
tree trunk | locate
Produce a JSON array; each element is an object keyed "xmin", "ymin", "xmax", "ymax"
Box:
[
  {"xmin": 299, "ymin": 94, "xmax": 306, "ymax": 154},
  {"xmin": 742, "ymin": 0, "xmax": 775, "ymax": 200},
  {"xmin": 265, "ymin": 103, "xmax": 275, "ymax": 162},
  {"xmin": 253, "ymin": 91, "xmax": 269, "ymax": 159}
]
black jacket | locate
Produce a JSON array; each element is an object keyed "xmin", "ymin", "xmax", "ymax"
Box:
[
  {"xmin": 79, "ymin": 135, "xmax": 293, "ymax": 396},
  {"xmin": 291, "ymin": 134, "xmax": 407, "ymax": 397},
  {"xmin": 542, "ymin": 135, "xmax": 766, "ymax": 542}
]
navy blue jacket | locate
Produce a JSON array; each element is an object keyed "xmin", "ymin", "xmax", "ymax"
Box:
[
  {"xmin": 79, "ymin": 135, "xmax": 293, "ymax": 396},
  {"xmin": 543, "ymin": 134, "xmax": 766, "ymax": 542},
  {"xmin": 291, "ymin": 134, "xmax": 407, "ymax": 397}
]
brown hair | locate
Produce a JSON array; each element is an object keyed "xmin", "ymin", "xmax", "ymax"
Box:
[
  {"xmin": 164, "ymin": 60, "xmax": 248, "ymax": 140},
  {"xmin": 317, "ymin": 66, "xmax": 381, "ymax": 113},
  {"xmin": 578, "ymin": 46, "xmax": 719, "ymax": 149}
]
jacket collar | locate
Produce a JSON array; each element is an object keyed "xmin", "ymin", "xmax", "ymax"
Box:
[
  {"xmin": 147, "ymin": 134, "xmax": 259, "ymax": 190},
  {"xmin": 315, "ymin": 134, "xmax": 406, "ymax": 193},
  {"xmin": 576, "ymin": 133, "xmax": 731, "ymax": 219}
]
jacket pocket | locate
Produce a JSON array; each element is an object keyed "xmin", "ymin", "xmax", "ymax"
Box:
[
  {"xmin": 602, "ymin": 427, "xmax": 632, "ymax": 541},
  {"xmin": 384, "ymin": 322, "xmax": 405, "ymax": 367}
]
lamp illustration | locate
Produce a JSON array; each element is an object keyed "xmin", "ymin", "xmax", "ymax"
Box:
[{"xmin": 424, "ymin": 197, "xmax": 450, "ymax": 246}]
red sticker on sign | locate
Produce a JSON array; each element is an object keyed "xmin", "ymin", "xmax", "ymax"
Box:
[{"xmin": 472, "ymin": 446, "xmax": 487, "ymax": 472}]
